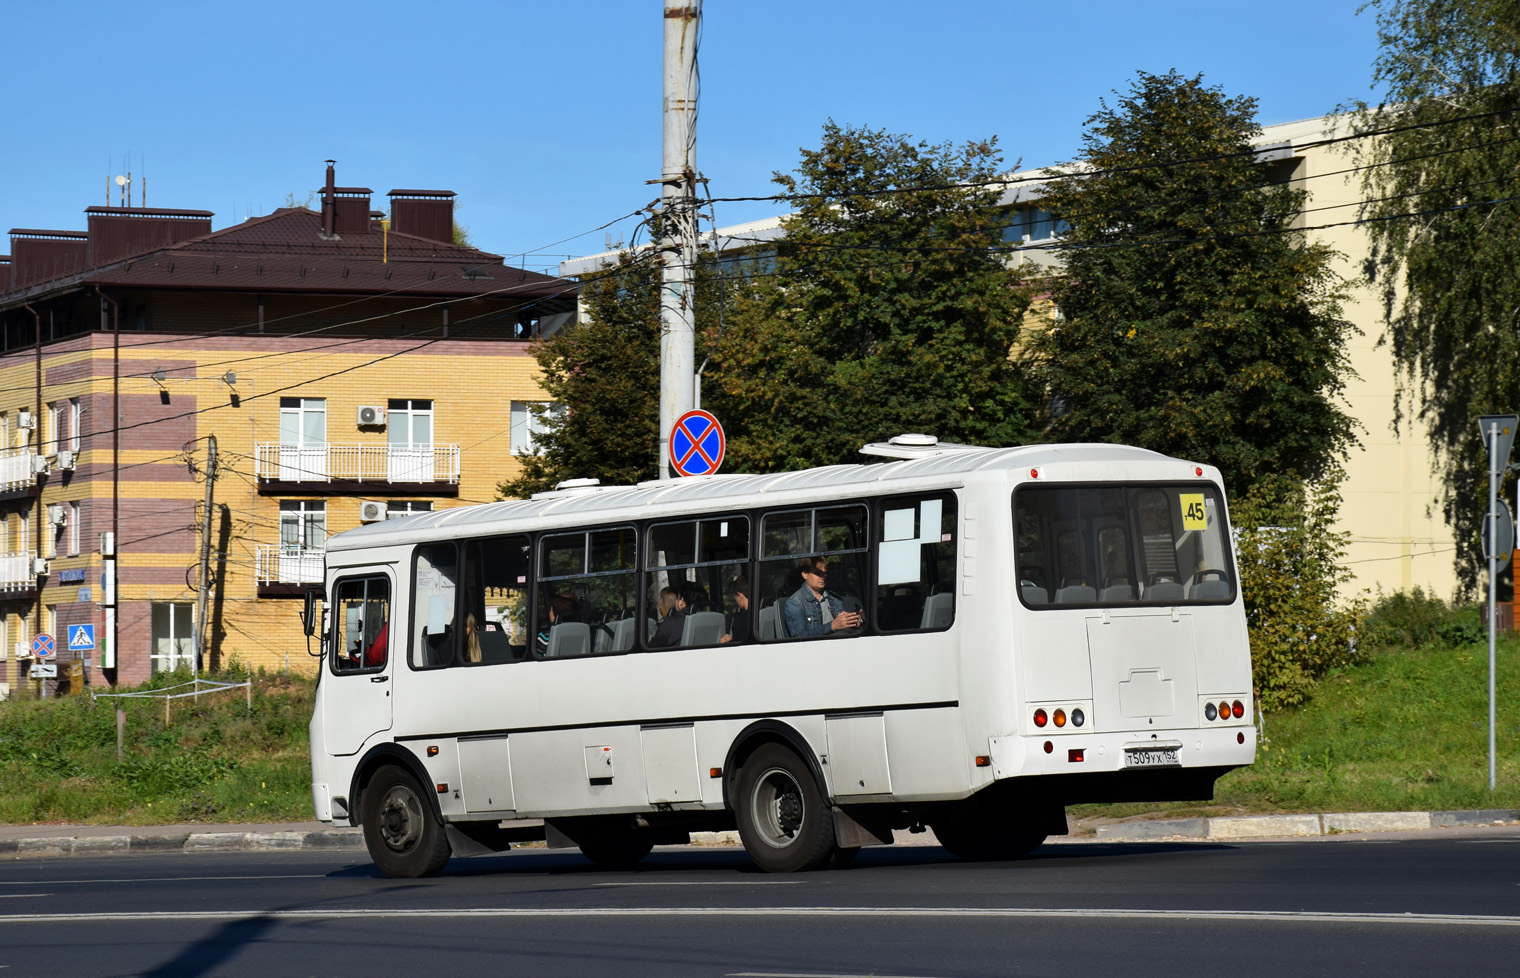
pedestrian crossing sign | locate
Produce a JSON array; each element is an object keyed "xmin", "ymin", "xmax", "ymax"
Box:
[{"xmin": 68, "ymin": 624, "xmax": 95, "ymax": 651}]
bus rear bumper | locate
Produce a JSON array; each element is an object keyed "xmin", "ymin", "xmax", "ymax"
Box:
[{"xmin": 989, "ymin": 724, "xmax": 1256, "ymax": 784}]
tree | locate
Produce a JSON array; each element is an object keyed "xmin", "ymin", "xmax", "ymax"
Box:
[
  {"xmin": 496, "ymin": 252, "xmax": 663, "ymax": 498},
  {"xmin": 1349, "ymin": 0, "xmax": 1520, "ymax": 595},
  {"xmin": 705, "ymin": 122, "xmax": 1042, "ymax": 471},
  {"xmin": 507, "ymin": 123, "xmax": 1043, "ymax": 493},
  {"xmin": 1034, "ymin": 71, "xmax": 1358, "ymax": 497}
]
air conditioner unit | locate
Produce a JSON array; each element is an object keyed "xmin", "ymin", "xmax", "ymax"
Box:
[
  {"xmin": 359, "ymin": 500, "xmax": 387, "ymax": 523},
  {"xmin": 0, "ymin": 683, "xmax": 9, "ymax": 701},
  {"xmin": 56, "ymin": 450, "xmax": 76, "ymax": 471},
  {"xmin": 14, "ymin": 642, "xmax": 30, "ymax": 661},
  {"xmin": 32, "ymin": 557, "xmax": 49, "ymax": 576},
  {"xmin": 17, "ymin": 410, "xmax": 34, "ymax": 430},
  {"xmin": 46, "ymin": 504, "xmax": 66, "ymax": 526},
  {"xmin": 356, "ymin": 405, "xmax": 386, "ymax": 427}
]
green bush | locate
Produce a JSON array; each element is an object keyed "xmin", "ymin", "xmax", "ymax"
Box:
[
  {"xmin": 1360, "ymin": 588, "xmax": 1485, "ymax": 650},
  {"xmin": 1232, "ymin": 472, "xmax": 1367, "ymax": 710}
]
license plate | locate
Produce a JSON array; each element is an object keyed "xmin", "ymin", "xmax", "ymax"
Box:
[{"xmin": 1124, "ymin": 747, "xmax": 1180, "ymax": 768}]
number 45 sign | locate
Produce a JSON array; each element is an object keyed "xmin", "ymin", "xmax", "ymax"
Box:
[{"xmin": 1179, "ymin": 493, "xmax": 1209, "ymax": 530}]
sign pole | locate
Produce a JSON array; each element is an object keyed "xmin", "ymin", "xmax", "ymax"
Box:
[{"xmin": 1488, "ymin": 419, "xmax": 1499, "ymax": 792}]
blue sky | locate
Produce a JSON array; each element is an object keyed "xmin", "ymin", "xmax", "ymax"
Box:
[{"xmin": 2, "ymin": 1, "xmax": 1385, "ymax": 274}]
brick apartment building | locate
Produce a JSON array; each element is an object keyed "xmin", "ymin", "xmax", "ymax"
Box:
[{"xmin": 0, "ymin": 164, "xmax": 573, "ymax": 695}]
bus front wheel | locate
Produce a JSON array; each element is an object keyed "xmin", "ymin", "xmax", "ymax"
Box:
[
  {"xmin": 734, "ymin": 743, "xmax": 836, "ymax": 872},
  {"xmin": 362, "ymin": 765, "xmax": 452, "ymax": 878}
]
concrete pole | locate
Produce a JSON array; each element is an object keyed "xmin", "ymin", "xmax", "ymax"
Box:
[
  {"xmin": 1487, "ymin": 421, "xmax": 1498, "ymax": 791},
  {"xmin": 658, "ymin": 0, "xmax": 700, "ymax": 479}
]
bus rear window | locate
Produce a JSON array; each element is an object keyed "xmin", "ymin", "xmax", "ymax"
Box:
[{"xmin": 1014, "ymin": 485, "xmax": 1234, "ymax": 607}]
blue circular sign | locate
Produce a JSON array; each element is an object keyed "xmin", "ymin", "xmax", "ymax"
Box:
[
  {"xmin": 32, "ymin": 633, "xmax": 55, "ymax": 659},
  {"xmin": 670, "ymin": 410, "xmax": 726, "ymax": 477}
]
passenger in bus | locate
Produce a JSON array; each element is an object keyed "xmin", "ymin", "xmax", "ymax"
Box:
[
  {"xmin": 784, "ymin": 556, "xmax": 862, "ymax": 637},
  {"xmin": 534, "ymin": 593, "xmax": 580, "ymax": 658},
  {"xmin": 362, "ymin": 622, "xmax": 387, "ymax": 668},
  {"xmin": 463, "ymin": 613, "xmax": 482, "ymax": 664},
  {"xmin": 721, "ymin": 576, "xmax": 751, "ymax": 644},
  {"xmin": 651, "ymin": 587, "xmax": 686, "ymax": 647}
]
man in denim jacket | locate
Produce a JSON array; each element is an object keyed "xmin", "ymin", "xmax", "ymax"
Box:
[{"xmin": 783, "ymin": 556, "xmax": 862, "ymax": 638}]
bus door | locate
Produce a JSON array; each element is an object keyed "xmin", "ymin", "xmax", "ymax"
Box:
[{"xmin": 323, "ymin": 570, "xmax": 395, "ymax": 756}]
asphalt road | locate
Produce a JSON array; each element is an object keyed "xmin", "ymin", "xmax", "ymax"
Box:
[{"xmin": 1, "ymin": 829, "xmax": 1516, "ymax": 978}]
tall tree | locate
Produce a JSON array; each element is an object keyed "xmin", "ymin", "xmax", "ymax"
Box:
[
  {"xmin": 1350, "ymin": 0, "xmax": 1520, "ymax": 595},
  {"xmin": 706, "ymin": 122, "xmax": 1042, "ymax": 470},
  {"xmin": 496, "ymin": 252, "xmax": 663, "ymax": 498},
  {"xmin": 1035, "ymin": 71, "xmax": 1357, "ymax": 496}
]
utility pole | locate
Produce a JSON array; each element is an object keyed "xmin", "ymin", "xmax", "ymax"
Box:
[
  {"xmin": 194, "ymin": 435, "xmax": 218, "ymax": 679},
  {"xmin": 658, "ymin": 0, "xmax": 700, "ymax": 479}
]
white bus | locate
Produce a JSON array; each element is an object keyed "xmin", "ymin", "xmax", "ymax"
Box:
[{"xmin": 306, "ymin": 436, "xmax": 1256, "ymax": 876}]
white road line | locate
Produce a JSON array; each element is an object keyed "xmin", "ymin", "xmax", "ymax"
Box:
[
  {"xmin": 0, "ymin": 874, "xmax": 324, "ymax": 886},
  {"xmin": 594, "ymin": 882, "xmax": 806, "ymax": 887},
  {"xmin": 729, "ymin": 973, "xmax": 943, "ymax": 978},
  {"xmin": 0, "ymin": 895, "xmax": 49, "ymax": 900},
  {"xmin": 0, "ymin": 907, "xmax": 1514, "ymax": 927}
]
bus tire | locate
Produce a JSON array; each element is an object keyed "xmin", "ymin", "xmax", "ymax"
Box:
[
  {"xmin": 362, "ymin": 765, "xmax": 452, "ymax": 878},
  {"xmin": 579, "ymin": 836, "xmax": 655, "ymax": 869},
  {"xmin": 735, "ymin": 743, "xmax": 835, "ymax": 873}
]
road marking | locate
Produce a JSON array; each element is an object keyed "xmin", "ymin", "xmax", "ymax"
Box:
[
  {"xmin": 0, "ymin": 895, "xmax": 49, "ymax": 900},
  {"xmin": 0, "ymin": 907, "xmax": 1514, "ymax": 927},
  {"xmin": 593, "ymin": 881, "xmax": 806, "ymax": 887},
  {"xmin": 0, "ymin": 874, "xmax": 323, "ymax": 887},
  {"xmin": 729, "ymin": 973, "xmax": 943, "ymax": 978}
]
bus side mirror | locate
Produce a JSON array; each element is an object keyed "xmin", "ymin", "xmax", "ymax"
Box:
[{"xmin": 302, "ymin": 590, "xmax": 319, "ymax": 636}]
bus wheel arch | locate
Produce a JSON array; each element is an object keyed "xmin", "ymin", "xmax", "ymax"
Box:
[
  {"xmin": 727, "ymin": 729, "xmax": 837, "ymax": 873},
  {"xmin": 722, "ymin": 720, "xmax": 831, "ymax": 811}
]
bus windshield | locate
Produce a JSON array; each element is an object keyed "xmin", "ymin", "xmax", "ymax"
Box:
[{"xmin": 1014, "ymin": 483, "xmax": 1234, "ymax": 607}]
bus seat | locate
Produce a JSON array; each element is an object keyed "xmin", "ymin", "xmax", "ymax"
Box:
[
  {"xmin": 1146, "ymin": 581, "xmax": 1185, "ymax": 601},
  {"xmin": 1190, "ymin": 578, "xmax": 1232, "ymax": 600},
  {"xmin": 920, "ymin": 591, "xmax": 954, "ymax": 629},
  {"xmin": 681, "ymin": 611, "xmax": 726, "ymax": 647},
  {"xmin": 1099, "ymin": 581, "xmax": 1135, "ymax": 602},
  {"xmin": 1055, "ymin": 584, "xmax": 1096, "ymax": 604},
  {"xmin": 477, "ymin": 630, "xmax": 512, "ymax": 663},
  {"xmin": 544, "ymin": 622, "xmax": 591, "ymax": 658},
  {"xmin": 606, "ymin": 616, "xmax": 637, "ymax": 652},
  {"xmin": 757, "ymin": 603, "xmax": 781, "ymax": 640},
  {"xmin": 1021, "ymin": 584, "xmax": 1049, "ymax": 604}
]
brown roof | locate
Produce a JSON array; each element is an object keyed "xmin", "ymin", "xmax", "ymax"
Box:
[{"xmin": 3, "ymin": 207, "xmax": 571, "ymax": 302}]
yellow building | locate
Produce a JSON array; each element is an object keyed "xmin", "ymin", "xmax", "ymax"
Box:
[{"xmin": 0, "ymin": 165, "xmax": 573, "ymax": 695}]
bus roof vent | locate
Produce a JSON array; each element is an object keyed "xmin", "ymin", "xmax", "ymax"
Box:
[
  {"xmin": 860, "ymin": 433, "xmax": 985, "ymax": 459},
  {"xmin": 552, "ymin": 478, "xmax": 602, "ymax": 491}
]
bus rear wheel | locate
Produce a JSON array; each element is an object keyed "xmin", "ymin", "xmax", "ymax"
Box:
[
  {"xmin": 579, "ymin": 835, "xmax": 655, "ymax": 868},
  {"xmin": 735, "ymin": 743, "xmax": 836, "ymax": 873},
  {"xmin": 362, "ymin": 765, "xmax": 452, "ymax": 878}
]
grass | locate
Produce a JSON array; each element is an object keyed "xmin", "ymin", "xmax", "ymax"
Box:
[
  {"xmin": 2, "ymin": 627, "xmax": 1518, "ymax": 827},
  {"xmin": 0, "ymin": 670, "xmax": 315, "ymax": 825}
]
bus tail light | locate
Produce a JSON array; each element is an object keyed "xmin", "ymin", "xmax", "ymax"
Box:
[
  {"xmin": 975, "ymin": 755, "xmax": 991, "ymax": 767},
  {"xmin": 1043, "ymin": 741, "xmax": 1053, "ymax": 754},
  {"xmin": 1205, "ymin": 702, "xmax": 1218, "ymax": 721},
  {"xmin": 1238, "ymin": 732, "xmax": 1246, "ymax": 744},
  {"xmin": 1068, "ymin": 748, "xmax": 1085, "ymax": 763},
  {"xmin": 1071, "ymin": 708, "xmax": 1085, "ymax": 727},
  {"xmin": 1232, "ymin": 700, "xmax": 1245, "ymax": 719},
  {"xmin": 1053, "ymin": 708, "xmax": 1067, "ymax": 728},
  {"xmin": 1034, "ymin": 708, "xmax": 1048, "ymax": 728}
]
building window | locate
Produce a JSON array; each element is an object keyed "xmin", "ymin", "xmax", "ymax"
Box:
[
  {"xmin": 150, "ymin": 602, "xmax": 195, "ymax": 675},
  {"xmin": 387, "ymin": 399, "xmax": 434, "ymax": 482},
  {"xmin": 1001, "ymin": 206, "xmax": 1070, "ymax": 244},
  {"xmin": 279, "ymin": 500, "xmax": 327, "ymax": 552},
  {"xmin": 67, "ymin": 502, "xmax": 80, "ymax": 557},
  {"xmin": 511, "ymin": 401, "xmax": 560, "ymax": 455},
  {"xmin": 68, "ymin": 399, "xmax": 80, "ymax": 453},
  {"xmin": 46, "ymin": 402, "xmax": 59, "ymax": 454},
  {"xmin": 1, "ymin": 413, "xmax": 9, "ymax": 452},
  {"xmin": 277, "ymin": 398, "xmax": 327, "ymax": 481},
  {"xmin": 386, "ymin": 501, "xmax": 433, "ymax": 520}
]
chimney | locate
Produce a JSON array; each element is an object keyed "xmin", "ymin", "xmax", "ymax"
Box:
[
  {"xmin": 0, "ymin": 254, "xmax": 9, "ymax": 293},
  {"xmin": 8, "ymin": 230, "xmax": 89, "ymax": 289},
  {"xmin": 321, "ymin": 160, "xmax": 337, "ymax": 237},
  {"xmin": 332, "ymin": 187, "xmax": 372, "ymax": 235},
  {"xmin": 86, "ymin": 207, "xmax": 213, "ymax": 265},
  {"xmin": 387, "ymin": 189, "xmax": 456, "ymax": 245}
]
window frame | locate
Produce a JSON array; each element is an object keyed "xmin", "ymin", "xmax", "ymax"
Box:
[{"xmin": 328, "ymin": 574, "xmax": 392, "ymax": 676}]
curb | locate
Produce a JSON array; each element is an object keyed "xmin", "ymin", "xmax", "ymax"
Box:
[
  {"xmin": 2, "ymin": 828, "xmax": 365, "ymax": 859},
  {"xmin": 1092, "ymin": 809, "xmax": 1520, "ymax": 841}
]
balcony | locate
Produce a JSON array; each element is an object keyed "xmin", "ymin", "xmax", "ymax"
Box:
[
  {"xmin": 256, "ymin": 545, "xmax": 325, "ymax": 597},
  {"xmin": 0, "ymin": 450, "xmax": 41, "ymax": 497},
  {"xmin": 0, "ymin": 551, "xmax": 39, "ymax": 594},
  {"xmin": 253, "ymin": 443, "xmax": 460, "ymax": 496}
]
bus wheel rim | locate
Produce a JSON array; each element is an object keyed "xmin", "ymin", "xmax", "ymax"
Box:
[
  {"xmin": 378, "ymin": 785, "xmax": 422, "ymax": 852},
  {"xmin": 750, "ymin": 766, "xmax": 805, "ymax": 849}
]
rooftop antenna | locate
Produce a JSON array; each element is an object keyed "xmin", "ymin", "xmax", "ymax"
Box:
[{"xmin": 114, "ymin": 174, "xmax": 127, "ymax": 207}]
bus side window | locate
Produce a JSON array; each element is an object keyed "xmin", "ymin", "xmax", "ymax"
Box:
[
  {"xmin": 759, "ymin": 505, "xmax": 868, "ymax": 641},
  {"xmin": 330, "ymin": 575, "xmax": 390, "ymax": 673},
  {"xmin": 876, "ymin": 493, "xmax": 957, "ymax": 632},
  {"xmin": 538, "ymin": 527, "xmax": 637, "ymax": 659},
  {"xmin": 462, "ymin": 536, "xmax": 531, "ymax": 664},
  {"xmin": 411, "ymin": 543, "xmax": 458, "ymax": 669},
  {"xmin": 645, "ymin": 515, "xmax": 750, "ymax": 650}
]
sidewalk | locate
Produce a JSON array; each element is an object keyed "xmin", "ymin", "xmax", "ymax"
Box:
[{"xmin": 0, "ymin": 809, "xmax": 1515, "ymax": 859}]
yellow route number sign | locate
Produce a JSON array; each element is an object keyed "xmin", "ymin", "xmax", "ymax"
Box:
[{"xmin": 1179, "ymin": 493, "xmax": 1208, "ymax": 530}]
